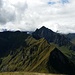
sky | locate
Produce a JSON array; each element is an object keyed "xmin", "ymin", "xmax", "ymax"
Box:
[{"xmin": 0, "ymin": 0, "xmax": 75, "ymax": 33}]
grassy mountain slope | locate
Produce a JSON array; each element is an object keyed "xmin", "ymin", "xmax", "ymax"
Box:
[
  {"xmin": 0, "ymin": 36, "xmax": 75, "ymax": 74},
  {"xmin": 0, "ymin": 36, "xmax": 55, "ymax": 72}
]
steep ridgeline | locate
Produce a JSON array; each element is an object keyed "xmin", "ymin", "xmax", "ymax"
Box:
[
  {"xmin": 32, "ymin": 26, "xmax": 75, "ymax": 50},
  {"xmin": 0, "ymin": 36, "xmax": 75, "ymax": 74}
]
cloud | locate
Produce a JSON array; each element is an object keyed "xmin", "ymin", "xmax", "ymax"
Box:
[
  {"xmin": 0, "ymin": 0, "xmax": 75, "ymax": 33},
  {"xmin": 13, "ymin": 0, "xmax": 28, "ymax": 14},
  {"xmin": 0, "ymin": 0, "xmax": 16, "ymax": 24},
  {"xmin": 0, "ymin": 8, "xmax": 16, "ymax": 24},
  {"xmin": 0, "ymin": 0, "xmax": 3, "ymax": 8},
  {"xmin": 0, "ymin": 0, "xmax": 28, "ymax": 25}
]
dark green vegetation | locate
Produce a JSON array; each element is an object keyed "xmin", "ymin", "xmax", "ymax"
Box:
[{"xmin": 0, "ymin": 27, "xmax": 75, "ymax": 75}]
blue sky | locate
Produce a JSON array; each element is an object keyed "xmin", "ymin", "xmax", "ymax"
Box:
[
  {"xmin": 48, "ymin": 2, "xmax": 56, "ymax": 5},
  {"xmin": 48, "ymin": 0, "xmax": 69, "ymax": 5},
  {"xmin": 61, "ymin": 0, "xmax": 69, "ymax": 4},
  {"xmin": 0, "ymin": 0, "xmax": 75, "ymax": 33}
]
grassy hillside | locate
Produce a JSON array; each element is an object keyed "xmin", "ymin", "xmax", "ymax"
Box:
[
  {"xmin": 0, "ymin": 36, "xmax": 55, "ymax": 72},
  {"xmin": 0, "ymin": 36, "xmax": 75, "ymax": 74}
]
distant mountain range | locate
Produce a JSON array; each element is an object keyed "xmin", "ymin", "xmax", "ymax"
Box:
[{"xmin": 0, "ymin": 26, "xmax": 75, "ymax": 74}]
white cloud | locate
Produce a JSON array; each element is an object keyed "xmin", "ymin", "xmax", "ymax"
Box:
[{"xmin": 0, "ymin": 0, "xmax": 75, "ymax": 33}]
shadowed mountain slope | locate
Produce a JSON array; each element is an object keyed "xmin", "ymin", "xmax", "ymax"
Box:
[
  {"xmin": 66, "ymin": 33, "xmax": 75, "ymax": 45},
  {"xmin": 0, "ymin": 31, "xmax": 29, "ymax": 57}
]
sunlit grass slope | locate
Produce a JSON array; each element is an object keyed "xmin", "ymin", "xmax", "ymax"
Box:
[{"xmin": 0, "ymin": 36, "xmax": 55, "ymax": 72}]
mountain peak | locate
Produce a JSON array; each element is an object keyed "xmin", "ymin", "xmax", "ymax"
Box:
[
  {"xmin": 39, "ymin": 26, "xmax": 54, "ymax": 33},
  {"xmin": 32, "ymin": 26, "xmax": 72, "ymax": 46},
  {"xmin": 32, "ymin": 26, "xmax": 55, "ymax": 40},
  {"xmin": 41, "ymin": 26, "xmax": 47, "ymax": 29}
]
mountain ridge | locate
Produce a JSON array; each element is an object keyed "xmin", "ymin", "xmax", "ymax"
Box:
[
  {"xmin": 0, "ymin": 26, "xmax": 75, "ymax": 74},
  {"xmin": 32, "ymin": 26, "xmax": 75, "ymax": 51}
]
